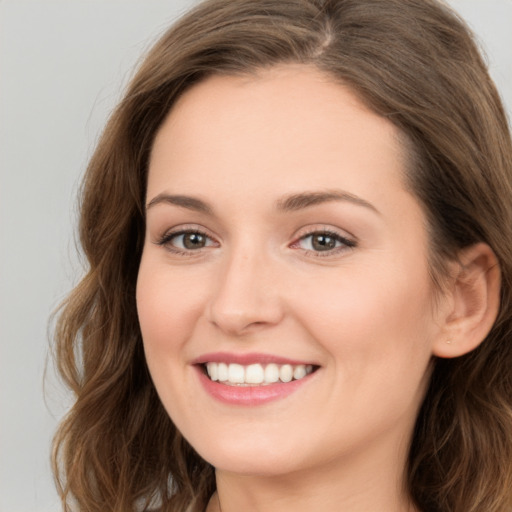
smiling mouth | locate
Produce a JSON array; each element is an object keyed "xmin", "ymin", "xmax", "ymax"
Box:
[{"xmin": 202, "ymin": 362, "xmax": 318, "ymax": 386}]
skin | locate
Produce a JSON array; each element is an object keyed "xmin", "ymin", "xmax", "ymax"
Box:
[{"xmin": 136, "ymin": 65, "xmax": 497, "ymax": 512}]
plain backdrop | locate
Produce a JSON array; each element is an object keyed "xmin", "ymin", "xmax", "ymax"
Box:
[{"xmin": 0, "ymin": 1, "xmax": 511, "ymax": 511}]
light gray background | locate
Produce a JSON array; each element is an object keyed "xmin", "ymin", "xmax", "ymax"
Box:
[{"xmin": 1, "ymin": 1, "xmax": 511, "ymax": 511}]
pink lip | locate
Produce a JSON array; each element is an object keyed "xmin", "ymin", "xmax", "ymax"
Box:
[
  {"xmin": 192, "ymin": 359, "xmax": 318, "ymax": 406},
  {"xmin": 191, "ymin": 351, "xmax": 316, "ymax": 366}
]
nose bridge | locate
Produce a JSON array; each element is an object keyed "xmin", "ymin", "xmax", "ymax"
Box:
[{"xmin": 207, "ymin": 238, "xmax": 283, "ymax": 334}]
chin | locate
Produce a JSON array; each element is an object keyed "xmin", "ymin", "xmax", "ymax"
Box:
[
  {"xmin": 191, "ymin": 432, "xmax": 307, "ymax": 477},
  {"xmin": 208, "ymin": 453, "xmax": 301, "ymax": 477}
]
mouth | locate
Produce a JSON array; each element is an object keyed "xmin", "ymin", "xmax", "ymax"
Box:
[
  {"xmin": 192, "ymin": 352, "xmax": 320, "ymax": 405},
  {"xmin": 201, "ymin": 362, "xmax": 318, "ymax": 386}
]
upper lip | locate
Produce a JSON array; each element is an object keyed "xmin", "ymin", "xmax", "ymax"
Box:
[{"xmin": 191, "ymin": 352, "xmax": 318, "ymax": 366}]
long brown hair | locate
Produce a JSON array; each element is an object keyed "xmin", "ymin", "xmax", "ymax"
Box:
[{"xmin": 52, "ymin": 0, "xmax": 512, "ymax": 510}]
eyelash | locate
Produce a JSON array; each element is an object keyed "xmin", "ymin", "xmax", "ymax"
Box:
[
  {"xmin": 156, "ymin": 228, "xmax": 216, "ymax": 256},
  {"xmin": 291, "ymin": 229, "xmax": 357, "ymax": 257},
  {"xmin": 155, "ymin": 227, "xmax": 357, "ymax": 257}
]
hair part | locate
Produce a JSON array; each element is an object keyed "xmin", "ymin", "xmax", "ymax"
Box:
[{"xmin": 52, "ymin": 1, "xmax": 512, "ymax": 511}]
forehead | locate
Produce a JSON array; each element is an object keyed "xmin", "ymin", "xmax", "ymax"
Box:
[{"xmin": 148, "ymin": 64, "xmax": 407, "ymax": 209}]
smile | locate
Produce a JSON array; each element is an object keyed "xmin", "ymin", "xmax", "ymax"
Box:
[
  {"xmin": 204, "ymin": 362, "xmax": 315, "ymax": 386},
  {"xmin": 193, "ymin": 353, "xmax": 320, "ymax": 405}
]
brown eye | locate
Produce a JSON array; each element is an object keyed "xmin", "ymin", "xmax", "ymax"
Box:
[
  {"xmin": 295, "ymin": 231, "xmax": 356, "ymax": 255},
  {"xmin": 181, "ymin": 232, "xmax": 207, "ymax": 249},
  {"xmin": 311, "ymin": 234, "xmax": 338, "ymax": 251},
  {"xmin": 158, "ymin": 230, "xmax": 217, "ymax": 252}
]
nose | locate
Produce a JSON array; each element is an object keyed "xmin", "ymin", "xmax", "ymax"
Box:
[{"xmin": 207, "ymin": 246, "xmax": 285, "ymax": 336}]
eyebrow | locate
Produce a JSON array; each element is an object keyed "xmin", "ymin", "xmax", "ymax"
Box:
[
  {"xmin": 146, "ymin": 189, "xmax": 379, "ymax": 215},
  {"xmin": 146, "ymin": 194, "xmax": 213, "ymax": 214},
  {"xmin": 276, "ymin": 190, "xmax": 380, "ymax": 215}
]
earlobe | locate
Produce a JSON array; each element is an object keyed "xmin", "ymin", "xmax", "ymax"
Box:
[{"xmin": 433, "ymin": 243, "xmax": 501, "ymax": 359}]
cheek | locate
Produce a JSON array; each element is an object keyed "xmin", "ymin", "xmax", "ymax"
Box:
[
  {"xmin": 292, "ymin": 263, "xmax": 435, "ymax": 442},
  {"xmin": 291, "ymin": 259, "xmax": 436, "ymax": 372},
  {"xmin": 136, "ymin": 256, "xmax": 208, "ymax": 345},
  {"xmin": 136, "ymin": 256, "xmax": 209, "ymax": 417}
]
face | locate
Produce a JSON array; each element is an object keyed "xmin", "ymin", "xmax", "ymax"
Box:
[{"xmin": 137, "ymin": 65, "xmax": 446, "ymax": 478}]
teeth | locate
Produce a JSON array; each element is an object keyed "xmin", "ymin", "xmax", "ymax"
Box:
[
  {"xmin": 264, "ymin": 363, "xmax": 280, "ymax": 383},
  {"xmin": 204, "ymin": 362, "xmax": 314, "ymax": 386},
  {"xmin": 206, "ymin": 362, "xmax": 218, "ymax": 381},
  {"xmin": 228, "ymin": 363, "xmax": 245, "ymax": 384},
  {"xmin": 246, "ymin": 364, "xmax": 264, "ymax": 384},
  {"xmin": 279, "ymin": 364, "xmax": 293, "ymax": 383},
  {"xmin": 293, "ymin": 365, "xmax": 307, "ymax": 380},
  {"xmin": 218, "ymin": 362, "xmax": 228, "ymax": 382}
]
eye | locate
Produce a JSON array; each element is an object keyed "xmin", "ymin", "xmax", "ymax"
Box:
[
  {"xmin": 173, "ymin": 232, "xmax": 209, "ymax": 250},
  {"xmin": 156, "ymin": 229, "xmax": 218, "ymax": 253},
  {"xmin": 293, "ymin": 230, "xmax": 356, "ymax": 255}
]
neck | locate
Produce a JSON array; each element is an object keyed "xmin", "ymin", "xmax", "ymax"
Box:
[{"xmin": 206, "ymin": 439, "xmax": 419, "ymax": 512}]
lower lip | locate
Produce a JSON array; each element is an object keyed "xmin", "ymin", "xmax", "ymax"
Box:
[{"xmin": 195, "ymin": 366, "xmax": 316, "ymax": 406}]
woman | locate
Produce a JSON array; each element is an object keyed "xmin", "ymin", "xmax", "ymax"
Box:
[{"xmin": 52, "ymin": 0, "xmax": 512, "ymax": 511}]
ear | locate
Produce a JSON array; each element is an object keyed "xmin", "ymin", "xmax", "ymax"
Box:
[{"xmin": 433, "ymin": 243, "xmax": 501, "ymax": 358}]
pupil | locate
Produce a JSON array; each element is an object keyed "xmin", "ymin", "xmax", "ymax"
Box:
[
  {"xmin": 312, "ymin": 234, "xmax": 336, "ymax": 251},
  {"xmin": 183, "ymin": 233, "xmax": 205, "ymax": 249}
]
